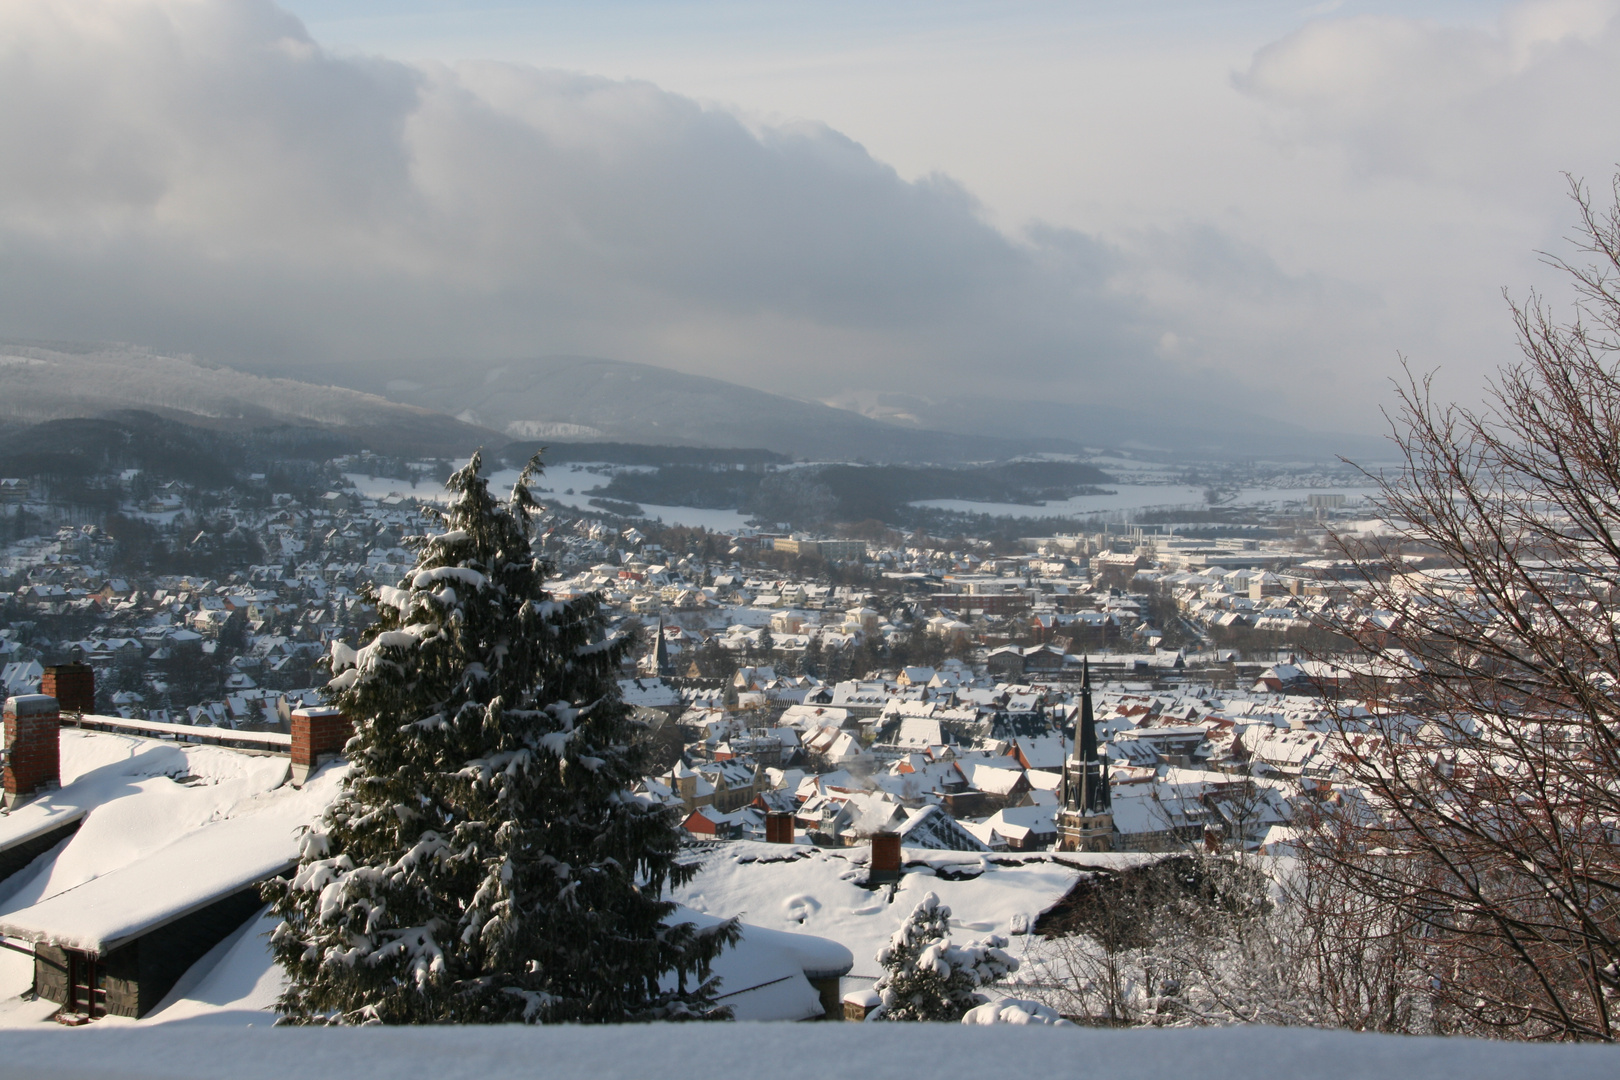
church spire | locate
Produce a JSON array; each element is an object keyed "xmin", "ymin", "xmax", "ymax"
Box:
[
  {"xmin": 645, "ymin": 615, "xmax": 675, "ymax": 679},
  {"xmin": 1058, "ymin": 656, "xmax": 1113, "ymax": 850},
  {"xmin": 1064, "ymin": 656, "xmax": 1109, "ymax": 816},
  {"xmin": 1075, "ymin": 656, "xmax": 1098, "ymax": 764}
]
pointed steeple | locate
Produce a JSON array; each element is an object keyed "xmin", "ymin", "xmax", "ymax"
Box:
[
  {"xmin": 1076, "ymin": 656, "xmax": 1098, "ymax": 764},
  {"xmin": 1058, "ymin": 656, "xmax": 1113, "ymax": 850},
  {"xmin": 1063, "ymin": 656, "xmax": 1109, "ymax": 817},
  {"xmin": 654, "ymin": 616, "xmax": 674, "ymax": 678},
  {"xmin": 643, "ymin": 615, "xmax": 675, "ymax": 679}
]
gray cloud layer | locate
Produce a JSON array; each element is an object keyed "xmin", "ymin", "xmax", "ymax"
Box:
[
  {"xmin": 0, "ymin": 1, "xmax": 1192, "ymax": 419},
  {"xmin": 2, "ymin": 1, "xmax": 1615, "ymax": 445}
]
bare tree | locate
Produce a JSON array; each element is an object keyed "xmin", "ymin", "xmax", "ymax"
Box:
[
  {"xmin": 1318, "ymin": 174, "xmax": 1620, "ymax": 1041},
  {"xmin": 1282, "ymin": 811, "xmax": 1436, "ymax": 1033},
  {"xmin": 1023, "ymin": 856, "xmax": 1290, "ymax": 1027}
]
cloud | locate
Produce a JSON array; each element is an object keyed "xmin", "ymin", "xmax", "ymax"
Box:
[
  {"xmin": 1237, "ymin": 0, "xmax": 1620, "ymax": 194},
  {"xmin": 0, "ymin": 0, "xmax": 1227, "ymax": 426},
  {"xmin": 3, "ymin": 0, "xmax": 1610, "ymax": 449}
]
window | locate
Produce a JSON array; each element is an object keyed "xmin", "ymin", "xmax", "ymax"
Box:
[{"xmin": 64, "ymin": 950, "xmax": 106, "ymax": 1019}]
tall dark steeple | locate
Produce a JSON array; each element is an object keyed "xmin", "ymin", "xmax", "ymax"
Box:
[
  {"xmin": 1074, "ymin": 657, "xmax": 1109, "ymax": 813},
  {"xmin": 643, "ymin": 616, "xmax": 676, "ymax": 679},
  {"xmin": 1077, "ymin": 658, "xmax": 1098, "ymax": 761},
  {"xmin": 1059, "ymin": 657, "xmax": 1113, "ymax": 851}
]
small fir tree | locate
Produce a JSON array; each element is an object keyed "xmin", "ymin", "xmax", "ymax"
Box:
[
  {"xmin": 265, "ymin": 453, "xmax": 737, "ymax": 1024},
  {"xmin": 871, "ymin": 892, "xmax": 1018, "ymax": 1021}
]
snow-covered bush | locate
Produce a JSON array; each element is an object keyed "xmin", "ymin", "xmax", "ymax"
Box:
[
  {"xmin": 870, "ymin": 892, "xmax": 1018, "ymax": 1022},
  {"xmin": 265, "ymin": 453, "xmax": 737, "ymax": 1024},
  {"xmin": 962, "ymin": 997, "xmax": 1073, "ymax": 1026}
]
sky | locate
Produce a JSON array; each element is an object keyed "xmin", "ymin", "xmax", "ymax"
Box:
[{"xmin": 2, "ymin": 0, "xmax": 1618, "ymax": 442}]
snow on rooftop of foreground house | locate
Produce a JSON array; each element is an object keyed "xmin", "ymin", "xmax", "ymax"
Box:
[
  {"xmin": 0, "ymin": 773, "xmax": 338, "ymax": 954},
  {"xmin": 0, "ymin": 728, "xmax": 859, "ymax": 1028},
  {"xmin": 109, "ymin": 901, "xmax": 850, "ymax": 1028},
  {"xmin": 672, "ymin": 841, "xmax": 1155, "ymax": 980},
  {"xmin": 2, "ymin": 1018, "xmax": 1615, "ymax": 1080},
  {"xmin": 0, "ymin": 728, "xmax": 292, "ymax": 863},
  {"xmin": 0, "ymin": 729, "xmax": 338, "ymax": 954},
  {"xmin": 672, "ymin": 907, "xmax": 851, "ymax": 1022}
]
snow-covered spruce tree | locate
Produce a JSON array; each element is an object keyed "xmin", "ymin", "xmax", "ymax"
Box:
[
  {"xmin": 264, "ymin": 453, "xmax": 737, "ymax": 1024},
  {"xmin": 870, "ymin": 892, "xmax": 1017, "ymax": 1022}
]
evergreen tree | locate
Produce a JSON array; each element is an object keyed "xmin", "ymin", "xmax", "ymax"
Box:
[
  {"xmin": 871, "ymin": 892, "xmax": 1017, "ymax": 1021},
  {"xmin": 265, "ymin": 453, "xmax": 737, "ymax": 1024}
]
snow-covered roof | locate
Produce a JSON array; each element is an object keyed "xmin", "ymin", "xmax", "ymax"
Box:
[
  {"xmin": 616, "ymin": 678, "xmax": 680, "ymax": 709},
  {"xmin": 891, "ymin": 715, "xmax": 945, "ymax": 749},
  {"xmin": 674, "ymin": 840, "xmax": 1096, "ymax": 979},
  {"xmin": 957, "ymin": 762, "xmax": 1026, "ymax": 796},
  {"xmin": 0, "ymin": 729, "xmax": 338, "ymax": 953},
  {"xmin": 979, "ymin": 804, "xmax": 1059, "ymax": 840}
]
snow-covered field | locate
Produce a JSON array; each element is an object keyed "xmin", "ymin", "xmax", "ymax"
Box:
[
  {"xmin": 6, "ymin": 1020, "xmax": 1616, "ymax": 1080},
  {"xmin": 347, "ymin": 466, "xmax": 1386, "ymax": 531},
  {"xmin": 912, "ymin": 485, "xmax": 1383, "ymax": 521},
  {"xmin": 344, "ymin": 465, "xmax": 755, "ymax": 532}
]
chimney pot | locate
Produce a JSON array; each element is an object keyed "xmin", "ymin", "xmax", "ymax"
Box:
[
  {"xmin": 765, "ymin": 811, "xmax": 794, "ymax": 844},
  {"xmin": 869, "ymin": 831, "xmax": 902, "ymax": 884},
  {"xmin": 290, "ymin": 706, "xmax": 352, "ymax": 787},
  {"xmin": 41, "ymin": 663, "xmax": 94, "ymax": 716},
  {"xmin": 4, "ymin": 694, "xmax": 61, "ymax": 804}
]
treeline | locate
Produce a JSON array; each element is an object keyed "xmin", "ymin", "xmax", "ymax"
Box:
[
  {"xmin": 0, "ymin": 411, "xmax": 359, "ymax": 508},
  {"xmin": 104, "ymin": 513, "xmax": 266, "ymax": 577},
  {"xmin": 501, "ymin": 441, "xmax": 790, "ymax": 468},
  {"xmin": 591, "ymin": 459, "xmax": 1115, "ymax": 527}
]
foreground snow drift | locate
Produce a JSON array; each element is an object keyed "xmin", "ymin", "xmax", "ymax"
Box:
[{"xmin": 6, "ymin": 1022, "xmax": 1615, "ymax": 1080}]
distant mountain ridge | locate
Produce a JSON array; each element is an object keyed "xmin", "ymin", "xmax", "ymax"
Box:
[
  {"xmin": 0, "ymin": 341, "xmax": 1079, "ymax": 464},
  {"xmin": 293, "ymin": 354, "xmax": 1091, "ymax": 463},
  {"xmin": 0, "ymin": 340, "xmax": 501, "ymax": 458},
  {"xmin": 292, "ymin": 353, "xmax": 1377, "ymax": 463},
  {"xmin": 0, "ymin": 340, "xmax": 1375, "ymax": 464}
]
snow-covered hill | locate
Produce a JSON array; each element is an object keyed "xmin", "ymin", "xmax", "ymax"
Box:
[
  {"xmin": 321, "ymin": 354, "xmax": 1372, "ymax": 463},
  {"xmin": 303, "ymin": 354, "xmax": 1081, "ymax": 463},
  {"xmin": 0, "ymin": 341, "xmax": 498, "ymax": 457}
]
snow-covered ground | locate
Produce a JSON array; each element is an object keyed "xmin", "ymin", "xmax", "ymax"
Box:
[
  {"xmin": 344, "ymin": 464, "xmax": 755, "ymax": 532},
  {"xmin": 912, "ymin": 485, "xmax": 1383, "ymax": 520},
  {"xmin": 5, "ymin": 1019, "xmax": 1615, "ymax": 1080}
]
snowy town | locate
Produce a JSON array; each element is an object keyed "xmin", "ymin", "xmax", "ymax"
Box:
[
  {"xmin": 0, "ymin": 452, "xmax": 1388, "ymax": 866},
  {"xmin": 0, "ymin": 444, "xmax": 1451, "ymax": 1032}
]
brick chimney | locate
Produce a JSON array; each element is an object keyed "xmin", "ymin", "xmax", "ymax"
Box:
[
  {"xmin": 842, "ymin": 988, "xmax": 882, "ymax": 1022},
  {"xmin": 765, "ymin": 811, "xmax": 795, "ymax": 844},
  {"xmin": 41, "ymin": 662, "xmax": 94, "ymax": 716},
  {"xmin": 290, "ymin": 706, "xmax": 352, "ymax": 787},
  {"xmin": 869, "ymin": 831, "xmax": 902, "ymax": 884},
  {"xmin": 4, "ymin": 694, "xmax": 61, "ymax": 805}
]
